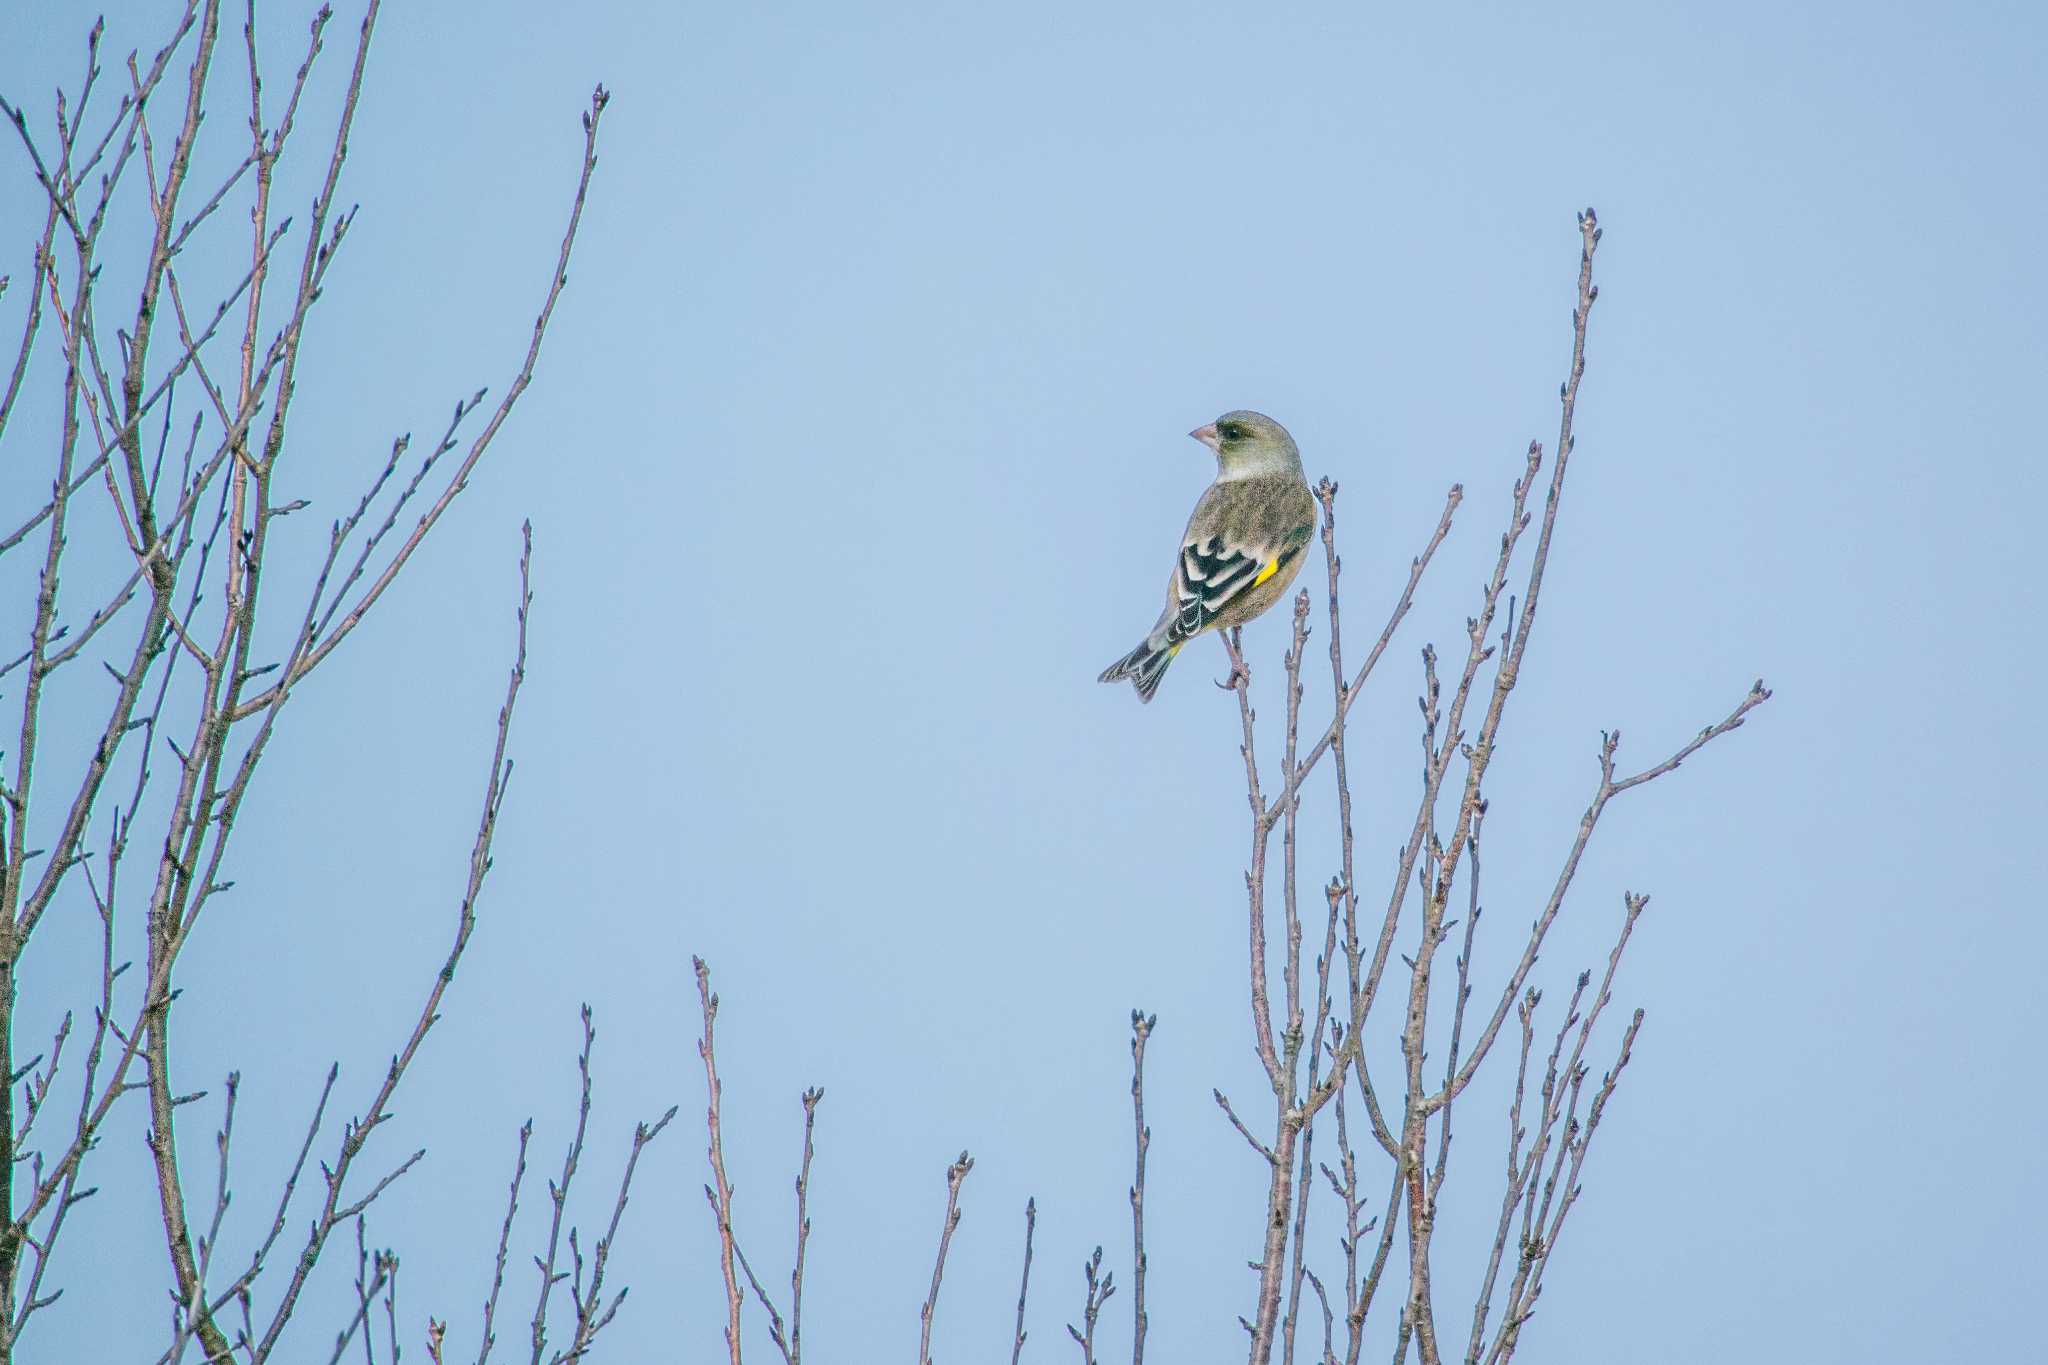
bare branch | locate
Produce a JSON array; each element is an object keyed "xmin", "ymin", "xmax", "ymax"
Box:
[
  {"xmin": 1064, "ymin": 1246, "xmax": 1114, "ymax": 1365},
  {"xmin": 1129, "ymin": 1011, "xmax": 1155, "ymax": 1365},
  {"xmin": 917, "ymin": 1152, "xmax": 973, "ymax": 1365},
  {"xmin": 530, "ymin": 1010, "xmax": 597, "ymax": 1365},
  {"xmin": 1222, "ymin": 625, "xmax": 1281, "ymax": 1086},
  {"xmin": 733, "ymin": 1242, "xmax": 792, "ymax": 1365},
  {"xmin": 476, "ymin": 1120, "xmax": 533, "ymax": 1365},
  {"xmin": 1214, "ymin": 1089, "xmax": 1275, "ymax": 1164},
  {"xmin": 731, "ymin": 1084, "xmax": 824, "ymax": 1365},
  {"xmin": 694, "ymin": 958, "xmax": 743, "ymax": 1365},
  {"xmin": 791, "ymin": 1088, "xmax": 821, "ymax": 1365},
  {"xmin": 1010, "ymin": 1198, "xmax": 1037, "ymax": 1365}
]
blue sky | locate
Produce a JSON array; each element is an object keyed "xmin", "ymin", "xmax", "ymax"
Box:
[{"xmin": 4, "ymin": 0, "xmax": 2044, "ymax": 1360}]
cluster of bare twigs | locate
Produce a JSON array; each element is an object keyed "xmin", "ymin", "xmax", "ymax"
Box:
[
  {"xmin": 1193, "ymin": 209, "xmax": 1768, "ymax": 1365},
  {"xmin": 677, "ymin": 212, "xmax": 1765, "ymax": 1365},
  {"xmin": 0, "ymin": 4, "xmax": 675, "ymax": 1361}
]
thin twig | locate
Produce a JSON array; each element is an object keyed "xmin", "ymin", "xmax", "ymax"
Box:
[
  {"xmin": 791, "ymin": 1088, "xmax": 821, "ymax": 1365},
  {"xmin": 1214, "ymin": 1089, "xmax": 1275, "ymax": 1164},
  {"xmin": 1129, "ymin": 1011, "xmax": 1155, "ymax": 1365},
  {"xmin": 1064, "ymin": 1246, "xmax": 1114, "ymax": 1365},
  {"xmin": 694, "ymin": 958, "xmax": 743, "ymax": 1365},
  {"xmin": 528, "ymin": 1010, "xmax": 596, "ymax": 1365},
  {"xmin": 476, "ymin": 1120, "xmax": 532, "ymax": 1365},
  {"xmin": 1010, "ymin": 1198, "xmax": 1037, "ymax": 1365},
  {"xmin": 917, "ymin": 1153, "xmax": 974, "ymax": 1365},
  {"xmin": 733, "ymin": 1084, "xmax": 824, "ymax": 1365}
]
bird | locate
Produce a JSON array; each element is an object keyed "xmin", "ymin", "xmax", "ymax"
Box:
[{"xmin": 1098, "ymin": 410, "xmax": 1318, "ymax": 703}]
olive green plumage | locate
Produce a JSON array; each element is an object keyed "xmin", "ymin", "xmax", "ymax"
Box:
[{"xmin": 1098, "ymin": 410, "xmax": 1317, "ymax": 703}]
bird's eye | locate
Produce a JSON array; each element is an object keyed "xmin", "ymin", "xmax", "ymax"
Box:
[{"xmin": 1219, "ymin": 422, "xmax": 1244, "ymax": 441}]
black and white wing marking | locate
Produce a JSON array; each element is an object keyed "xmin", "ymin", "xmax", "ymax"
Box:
[{"xmin": 1166, "ymin": 534, "xmax": 1299, "ymax": 642}]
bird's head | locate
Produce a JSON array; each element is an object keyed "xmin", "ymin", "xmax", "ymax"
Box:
[{"xmin": 1191, "ymin": 410, "xmax": 1301, "ymax": 479}]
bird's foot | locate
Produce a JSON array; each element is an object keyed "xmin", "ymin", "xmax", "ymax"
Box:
[{"xmin": 1214, "ymin": 629, "xmax": 1250, "ymax": 691}]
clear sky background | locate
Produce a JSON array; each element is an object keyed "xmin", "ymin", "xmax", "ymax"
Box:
[{"xmin": 4, "ymin": 1, "xmax": 2044, "ymax": 1361}]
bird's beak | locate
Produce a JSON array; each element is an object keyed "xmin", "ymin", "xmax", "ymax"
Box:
[{"xmin": 1190, "ymin": 423, "xmax": 1220, "ymax": 452}]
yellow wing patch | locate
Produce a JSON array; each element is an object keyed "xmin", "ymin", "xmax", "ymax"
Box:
[{"xmin": 1251, "ymin": 558, "xmax": 1281, "ymax": 588}]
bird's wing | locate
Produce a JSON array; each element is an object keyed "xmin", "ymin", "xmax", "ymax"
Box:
[{"xmin": 1159, "ymin": 486, "xmax": 1313, "ymax": 643}]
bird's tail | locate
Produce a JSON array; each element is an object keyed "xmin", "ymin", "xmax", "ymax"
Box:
[{"xmin": 1097, "ymin": 635, "xmax": 1182, "ymax": 704}]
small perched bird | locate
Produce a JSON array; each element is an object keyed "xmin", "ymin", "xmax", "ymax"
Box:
[{"xmin": 1099, "ymin": 410, "xmax": 1317, "ymax": 702}]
